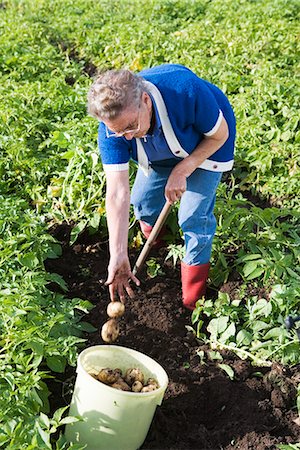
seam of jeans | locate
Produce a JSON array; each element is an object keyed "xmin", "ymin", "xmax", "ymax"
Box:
[{"xmin": 185, "ymin": 216, "xmax": 209, "ymax": 265}]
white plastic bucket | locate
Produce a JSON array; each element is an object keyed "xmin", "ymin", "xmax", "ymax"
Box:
[{"xmin": 65, "ymin": 345, "xmax": 168, "ymax": 450}]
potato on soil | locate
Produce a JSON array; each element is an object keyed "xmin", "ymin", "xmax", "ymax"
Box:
[
  {"xmin": 107, "ymin": 301, "xmax": 125, "ymax": 318},
  {"xmin": 97, "ymin": 368, "xmax": 121, "ymax": 384},
  {"xmin": 101, "ymin": 319, "xmax": 119, "ymax": 343},
  {"xmin": 124, "ymin": 368, "xmax": 144, "ymax": 386}
]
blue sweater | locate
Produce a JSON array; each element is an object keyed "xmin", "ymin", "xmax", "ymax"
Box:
[{"xmin": 98, "ymin": 64, "xmax": 236, "ymax": 172}]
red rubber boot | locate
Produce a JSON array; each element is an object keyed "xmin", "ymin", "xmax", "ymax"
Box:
[
  {"xmin": 139, "ymin": 221, "xmax": 167, "ymax": 249},
  {"xmin": 181, "ymin": 262, "xmax": 210, "ymax": 310}
]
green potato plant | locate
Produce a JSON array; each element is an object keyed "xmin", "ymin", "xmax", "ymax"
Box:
[{"xmin": 0, "ymin": 0, "xmax": 299, "ymax": 447}]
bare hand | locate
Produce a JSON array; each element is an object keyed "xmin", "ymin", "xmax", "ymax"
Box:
[
  {"xmin": 105, "ymin": 255, "xmax": 140, "ymax": 302},
  {"xmin": 164, "ymin": 170, "xmax": 187, "ymax": 203}
]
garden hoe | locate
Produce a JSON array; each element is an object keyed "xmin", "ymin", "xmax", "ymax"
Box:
[
  {"xmin": 100, "ymin": 202, "xmax": 172, "ymax": 344},
  {"xmin": 132, "ymin": 200, "xmax": 172, "ymax": 276}
]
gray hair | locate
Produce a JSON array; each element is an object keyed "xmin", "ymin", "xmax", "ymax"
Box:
[{"xmin": 87, "ymin": 69, "xmax": 146, "ymax": 121}]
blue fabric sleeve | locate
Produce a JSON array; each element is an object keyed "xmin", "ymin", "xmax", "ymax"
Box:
[
  {"xmin": 98, "ymin": 122, "xmax": 132, "ymax": 165},
  {"xmin": 193, "ymin": 80, "xmax": 222, "ymax": 135}
]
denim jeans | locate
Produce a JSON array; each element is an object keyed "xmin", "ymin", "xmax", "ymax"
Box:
[{"xmin": 131, "ymin": 163, "xmax": 222, "ymax": 265}]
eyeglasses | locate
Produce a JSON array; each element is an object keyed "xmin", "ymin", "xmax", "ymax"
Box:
[{"xmin": 105, "ymin": 105, "xmax": 141, "ymax": 138}]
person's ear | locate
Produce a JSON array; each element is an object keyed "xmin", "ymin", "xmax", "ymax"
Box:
[{"xmin": 143, "ymin": 92, "xmax": 152, "ymax": 109}]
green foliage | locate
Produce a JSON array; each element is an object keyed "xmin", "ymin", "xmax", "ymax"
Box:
[
  {"xmin": 1, "ymin": 0, "xmax": 299, "ymax": 214},
  {"xmin": 0, "ymin": 196, "xmax": 95, "ymax": 448},
  {"xmin": 218, "ymin": 364, "xmax": 235, "ymax": 380},
  {"xmin": 146, "ymin": 258, "xmax": 164, "ymax": 278},
  {"xmin": 165, "ymin": 243, "xmax": 185, "ymax": 266},
  {"xmin": 211, "ymin": 187, "xmax": 300, "ymax": 286},
  {"xmin": 0, "ymin": 0, "xmax": 299, "ymax": 447},
  {"xmin": 0, "ymin": 406, "xmax": 85, "ymax": 449},
  {"xmin": 277, "ymin": 444, "xmax": 300, "ymax": 450},
  {"xmin": 192, "ymin": 288, "xmax": 300, "ymax": 366}
]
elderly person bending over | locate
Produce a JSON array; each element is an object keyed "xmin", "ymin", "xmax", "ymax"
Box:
[{"xmin": 87, "ymin": 64, "xmax": 236, "ymax": 310}]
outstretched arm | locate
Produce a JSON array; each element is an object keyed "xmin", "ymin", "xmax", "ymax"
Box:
[{"xmin": 105, "ymin": 170, "xmax": 140, "ymax": 301}]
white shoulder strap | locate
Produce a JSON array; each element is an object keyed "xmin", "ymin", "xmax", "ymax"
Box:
[
  {"xmin": 136, "ymin": 81, "xmax": 233, "ymax": 174},
  {"xmin": 143, "ymin": 81, "xmax": 189, "ymax": 158},
  {"xmin": 136, "ymin": 81, "xmax": 188, "ymax": 176}
]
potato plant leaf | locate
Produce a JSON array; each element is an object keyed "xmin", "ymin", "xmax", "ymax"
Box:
[
  {"xmin": 207, "ymin": 316, "xmax": 229, "ymax": 340},
  {"xmin": 218, "ymin": 364, "xmax": 235, "ymax": 380},
  {"xmin": 70, "ymin": 220, "xmax": 87, "ymax": 246},
  {"xmin": 246, "ymin": 267, "xmax": 265, "ymax": 280},
  {"xmin": 46, "ymin": 356, "xmax": 67, "ymax": 373},
  {"xmin": 19, "ymin": 252, "xmax": 40, "ymax": 269},
  {"xmin": 220, "ymin": 322, "xmax": 236, "ymax": 343}
]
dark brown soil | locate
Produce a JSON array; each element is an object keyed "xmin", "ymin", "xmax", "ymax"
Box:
[{"xmin": 45, "ymin": 224, "xmax": 300, "ymax": 450}]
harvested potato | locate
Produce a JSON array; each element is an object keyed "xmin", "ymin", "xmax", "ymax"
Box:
[
  {"xmin": 111, "ymin": 380, "xmax": 131, "ymax": 391},
  {"xmin": 89, "ymin": 372, "xmax": 99, "ymax": 380},
  {"xmin": 124, "ymin": 368, "xmax": 144, "ymax": 386},
  {"xmin": 101, "ymin": 319, "xmax": 119, "ymax": 343},
  {"xmin": 114, "ymin": 368, "xmax": 123, "ymax": 377},
  {"xmin": 141, "ymin": 384, "xmax": 158, "ymax": 393},
  {"xmin": 132, "ymin": 380, "xmax": 143, "ymax": 392},
  {"xmin": 146, "ymin": 378, "xmax": 159, "ymax": 388},
  {"xmin": 91, "ymin": 365, "xmax": 159, "ymax": 393},
  {"xmin": 107, "ymin": 301, "xmax": 125, "ymax": 318},
  {"xmin": 97, "ymin": 368, "xmax": 121, "ymax": 384}
]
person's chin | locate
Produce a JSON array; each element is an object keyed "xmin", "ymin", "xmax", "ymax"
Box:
[{"xmin": 135, "ymin": 132, "xmax": 146, "ymax": 138}]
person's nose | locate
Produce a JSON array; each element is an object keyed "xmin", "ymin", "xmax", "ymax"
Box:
[{"xmin": 124, "ymin": 132, "xmax": 135, "ymax": 140}]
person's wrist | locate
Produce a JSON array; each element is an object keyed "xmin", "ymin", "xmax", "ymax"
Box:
[
  {"xmin": 109, "ymin": 251, "xmax": 128, "ymax": 261},
  {"xmin": 174, "ymin": 159, "xmax": 194, "ymax": 178}
]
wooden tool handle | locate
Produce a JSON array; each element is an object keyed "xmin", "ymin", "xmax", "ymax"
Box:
[{"xmin": 132, "ymin": 201, "xmax": 172, "ymax": 276}]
